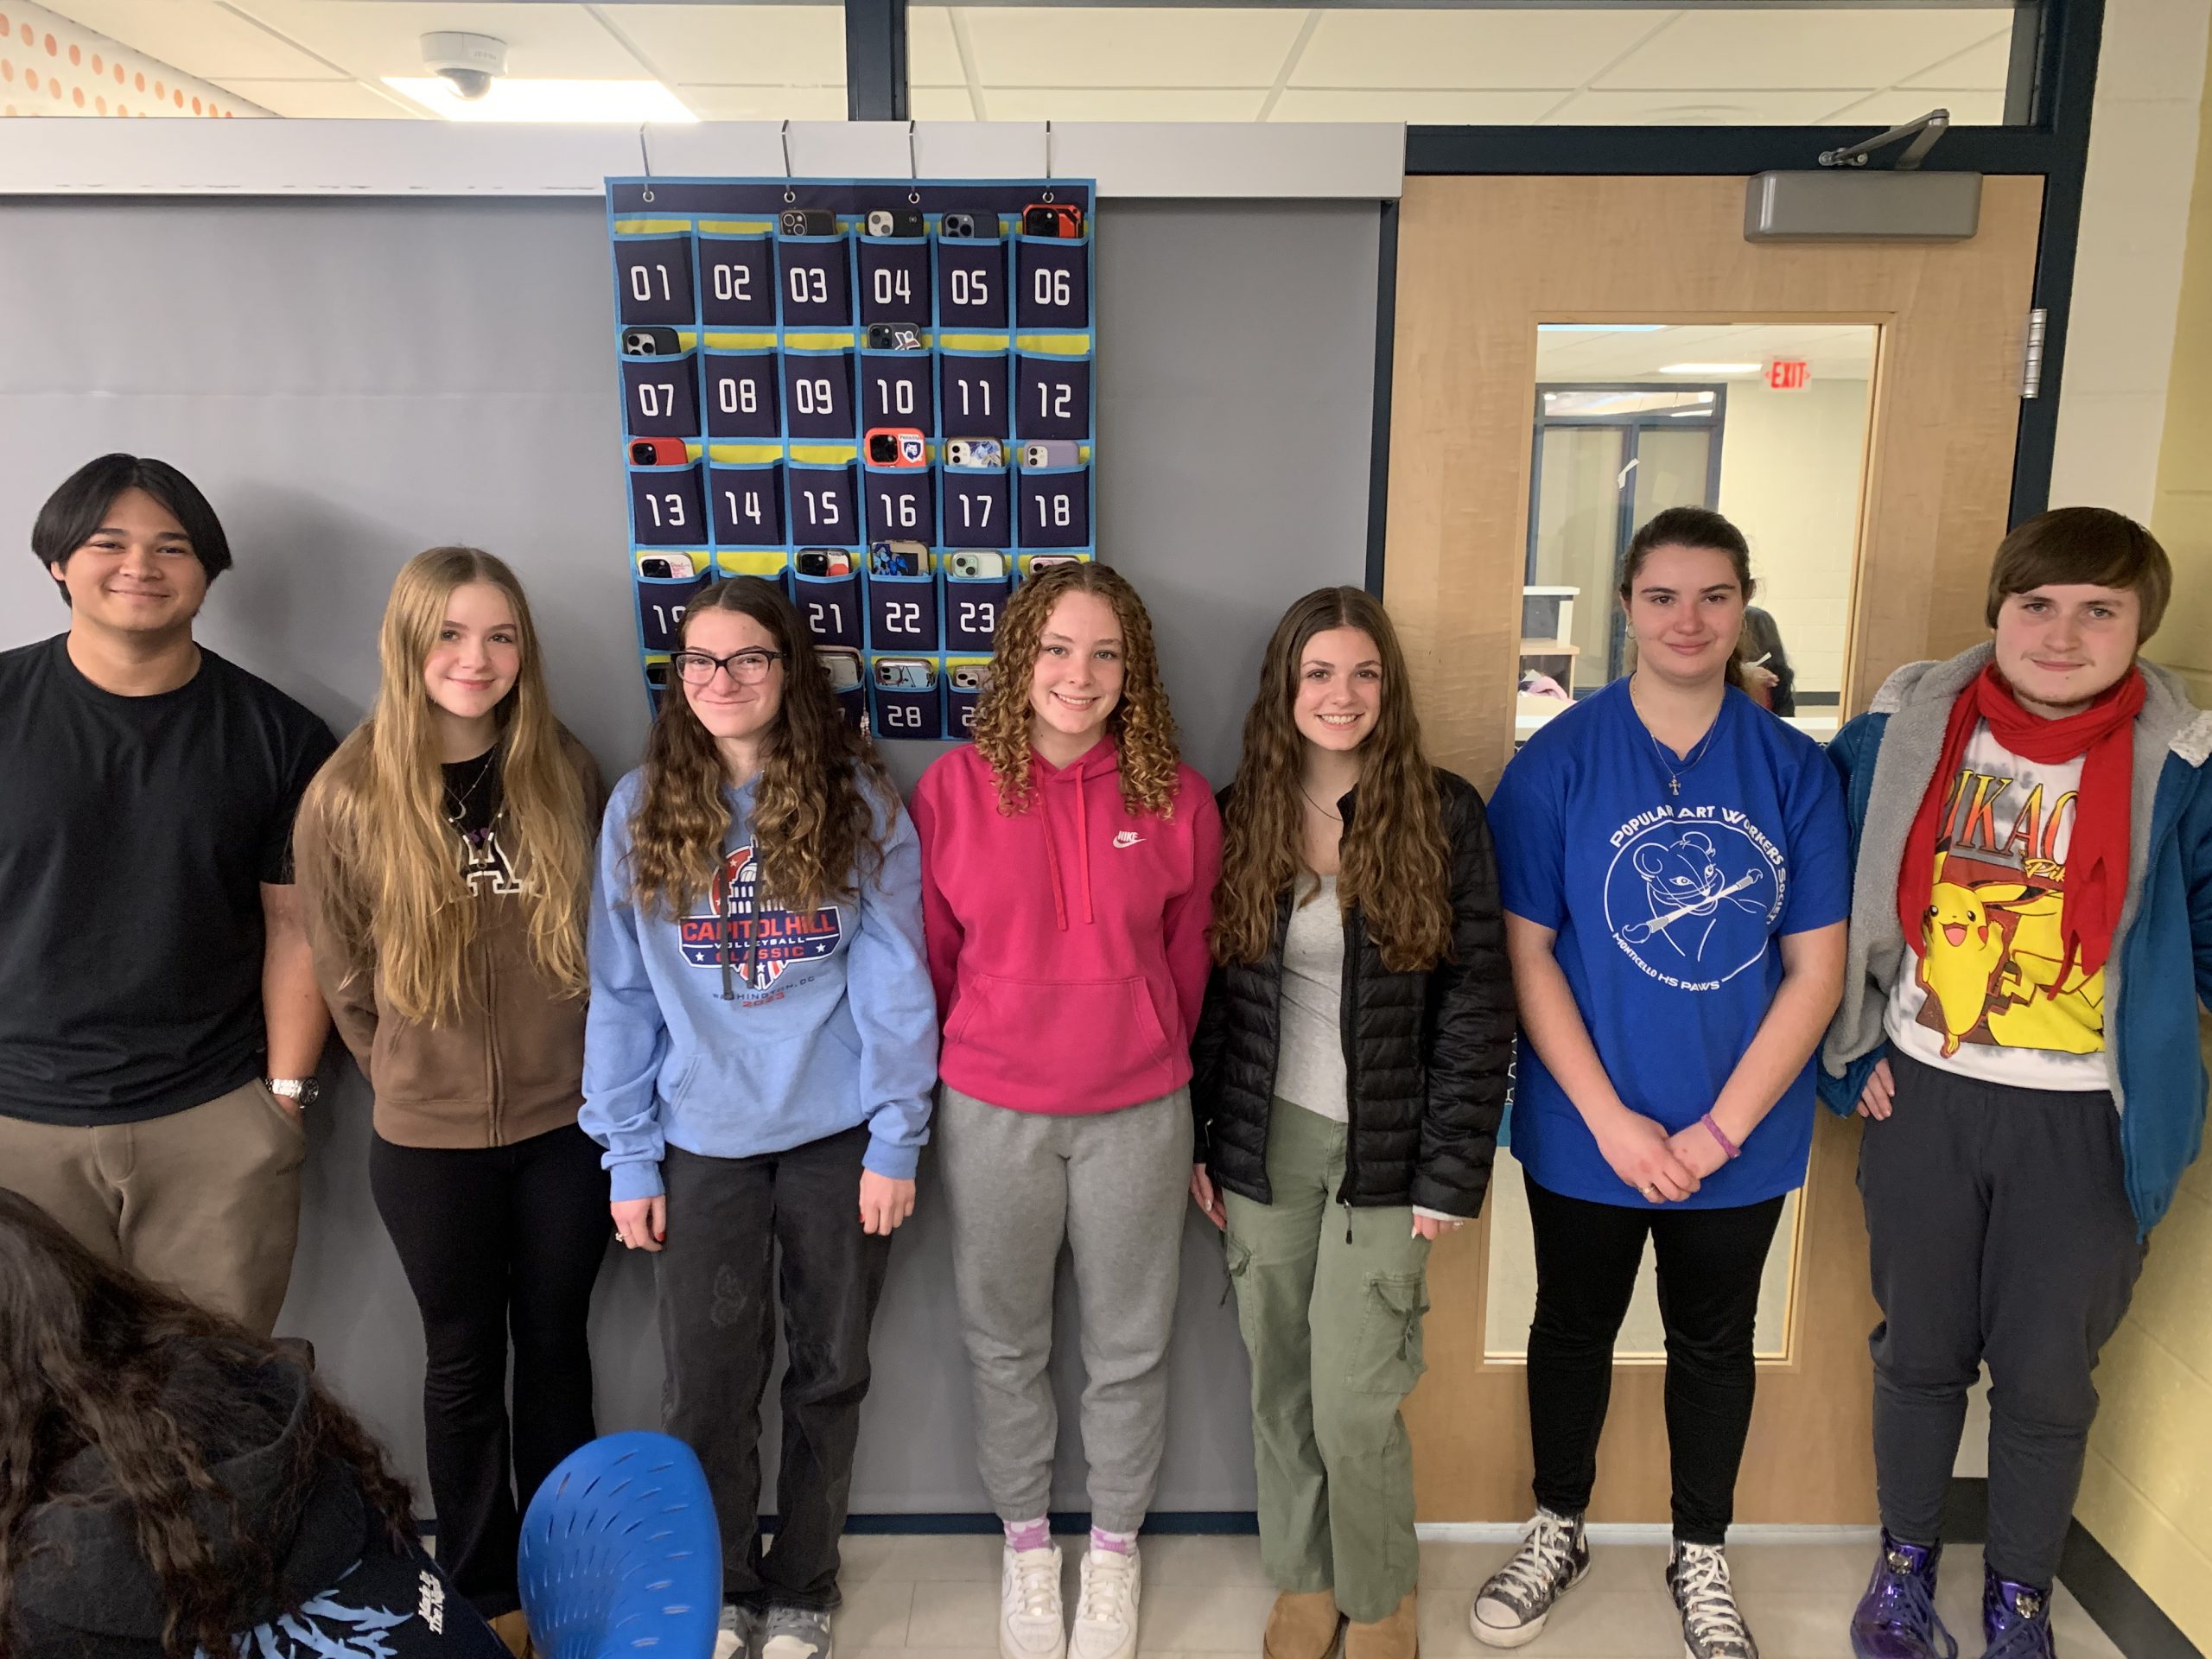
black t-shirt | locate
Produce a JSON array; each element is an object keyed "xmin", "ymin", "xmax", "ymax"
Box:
[{"xmin": 0, "ymin": 635, "xmax": 337, "ymax": 1123}]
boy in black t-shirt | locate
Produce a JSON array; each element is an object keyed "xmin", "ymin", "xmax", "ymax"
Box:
[{"xmin": 0, "ymin": 454, "xmax": 336, "ymax": 1334}]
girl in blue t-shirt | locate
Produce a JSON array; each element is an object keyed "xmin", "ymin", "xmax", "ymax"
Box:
[{"xmin": 1471, "ymin": 508, "xmax": 1849, "ymax": 1659}]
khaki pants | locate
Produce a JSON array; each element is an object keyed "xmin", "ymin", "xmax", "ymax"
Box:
[
  {"xmin": 1224, "ymin": 1098, "xmax": 1431, "ymax": 1624},
  {"xmin": 0, "ymin": 1078, "xmax": 307, "ymax": 1334}
]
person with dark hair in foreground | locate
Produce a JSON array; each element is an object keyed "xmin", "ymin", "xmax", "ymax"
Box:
[{"xmin": 0, "ymin": 1189, "xmax": 507, "ymax": 1659}]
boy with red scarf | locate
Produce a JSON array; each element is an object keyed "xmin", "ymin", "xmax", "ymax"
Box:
[{"xmin": 1822, "ymin": 508, "xmax": 2212, "ymax": 1659}]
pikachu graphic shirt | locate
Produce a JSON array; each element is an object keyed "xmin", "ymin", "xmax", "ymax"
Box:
[{"xmin": 1885, "ymin": 721, "xmax": 2110, "ymax": 1089}]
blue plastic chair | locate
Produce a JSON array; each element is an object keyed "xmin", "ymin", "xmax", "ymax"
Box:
[{"xmin": 518, "ymin": 1431, "xmax": 722, "ymax": 1659}]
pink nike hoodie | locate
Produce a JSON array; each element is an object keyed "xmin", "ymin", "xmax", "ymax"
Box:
[{"xmin": 910, "ymin": 739, "xmax": 1222, "ymax": 1115}]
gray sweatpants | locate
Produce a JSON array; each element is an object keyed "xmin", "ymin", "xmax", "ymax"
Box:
[
  {"xmin": 1860, "ymin": 1052, "xmax": 2145, "ymax": 1586},
  {"xmin": 937, "ymin": 1084, "xmax": 1192, "ymax": 1531}
]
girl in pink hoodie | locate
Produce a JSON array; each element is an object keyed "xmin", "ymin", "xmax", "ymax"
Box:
[{"xmin": 911, "ymin": 562, "xmax": 1220, "ymax": 1659}]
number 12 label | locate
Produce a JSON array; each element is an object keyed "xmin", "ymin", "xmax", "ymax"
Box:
[{"xmin": 1014, "ymin": 355, "xmax": 1091, "ymax": 442}]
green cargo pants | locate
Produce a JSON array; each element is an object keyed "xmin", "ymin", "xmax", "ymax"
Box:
[{"xmin": 1223, "ymin": 1098, "xmax": 1431, "ymax": 1624}]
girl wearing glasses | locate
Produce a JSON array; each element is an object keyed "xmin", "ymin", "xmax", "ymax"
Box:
[
  {"xmin": 909, "ymin": 563, "xmax": 1221, "ymax": 1659},
  {"xmin": 581, "ymin": 577, "xmax": 937, "ymax": 1657},
  {"xmin": 293, "ymin": 547, "xmax": 604, "ymax": 1643}
]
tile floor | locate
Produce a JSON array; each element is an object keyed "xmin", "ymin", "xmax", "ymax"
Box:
[{"xmin": 801, "ymin": 1532, "xmax": 2126, "ymax": 1659}]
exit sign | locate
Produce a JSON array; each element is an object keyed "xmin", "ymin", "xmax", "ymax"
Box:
[{"xmin": 1768, "ymin": 359, "xmax": 1812, "ymax": 391}]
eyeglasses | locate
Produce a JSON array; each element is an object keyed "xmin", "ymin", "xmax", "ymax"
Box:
[{"xmin": 671, "ymin": 648, "xmax": 785, "ymax": 686}]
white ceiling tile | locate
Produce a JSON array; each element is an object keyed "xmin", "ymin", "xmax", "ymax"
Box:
[
  {"xmin": 960, "ymin": 8, "xmax": 1305, "ymax": 90},
  {"xmin": 910, "ymin": 82, "xmax": 977, "ymax": 120},
  {"xmin": 44, "ymin": 0, "xmax": 337, "ymax": 78},
  {"xmin": 208, "ymin": 74, "xmax": 416, "ymax": 116},
  {"xmin": 1293, "ymin": 9, "xmax": 1669, "ymax": 92},
  {"xmin": 907, "ymin": 7, "xmax": 965, "ymax": 86},
  {"xmin": 983, "ymin": 86, "xmax": 1269, "ymax": 121},
  {"xmin": 597, "ymin": 5, "xmax": 842, "ymax": 86},
  {"xmin": 1820, "ymin": 86, "xmax": 2007, "ymax": 124},
  {"xmin": 1594, "ymin": 6, "xmax": 2012, "ymax": 92},
  {"xmin": 235, "ymin": 1, "xmax": 643, "ymax": 80},
  {"xmin": 1897, "ymin": 26, "xmax": 2014, "ymax": 88},
  {"xmin": 671, "ymin": 82, "xmax": 845, "ymax": 118},
  {"xmin": 1545, "ymin": 87, "xmax": 1878, "ymax": 124},
  {"xmin": 1270, "ymin": 86, "xmax": 1566, "ymax": 123}
]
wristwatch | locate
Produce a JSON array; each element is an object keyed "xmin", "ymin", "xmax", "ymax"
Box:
[{"xmin": 265, "ymin": 1077, "xmax": 322, "ymax": 1109}]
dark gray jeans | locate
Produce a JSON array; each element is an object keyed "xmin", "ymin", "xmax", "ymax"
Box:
[{"xmin": 1859, "ymin": 1052, "xmax": 2145, "ymax": 1586}]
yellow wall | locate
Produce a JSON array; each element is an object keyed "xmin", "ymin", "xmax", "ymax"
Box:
[{"xmin": 2071, "ymin": 26, "xmax": 2212, "ymax": 1648}]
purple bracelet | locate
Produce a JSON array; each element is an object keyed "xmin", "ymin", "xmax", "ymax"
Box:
[{"xmin": 1700, "ymin": 1112, "xmax": 1742, "ymax": 1160}]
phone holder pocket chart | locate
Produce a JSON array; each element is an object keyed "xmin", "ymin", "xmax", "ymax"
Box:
[{"xmin": 610, "ymin": 176, "xmax": 1096, "ymax": 737}]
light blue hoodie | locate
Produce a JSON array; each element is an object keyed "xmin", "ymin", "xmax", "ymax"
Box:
[{"xmin": 580, "ymin": 766, "xmax": 938, "ymax": 1203}]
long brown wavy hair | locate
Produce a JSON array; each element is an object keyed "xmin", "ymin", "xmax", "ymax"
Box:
[
  {"xmin": 1211, "ymin": 588, "xmax": 1453, "ymax": 973},
  {"xmin": 626, "ymin": 577, "xmax": 896, "ymax": 917},
  {"xmin": 969, "ymin": 561, "xmax": 1182, "ymax": 817},
  {"xmin": 302, "ymin": 547, "xmax": 593, "ymax": 1023},
  {"xmin": 0, "ymin": 1190, "xmax": 418, "ymax": 1659}
]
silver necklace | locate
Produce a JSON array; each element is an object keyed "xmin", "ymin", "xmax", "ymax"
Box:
[{"xmin": 1631, "ymin": 691, "xmax": 1719, "ymax": 799}]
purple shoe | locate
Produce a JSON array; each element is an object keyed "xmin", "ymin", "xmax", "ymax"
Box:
[
  {"xmin": 1849, "ymin": 1533, "xmax": 1957, "ymax": 1659},
  {"xmin": 1980, "ymin": 1566, "xmax": 2056, "ymax": 1659}
]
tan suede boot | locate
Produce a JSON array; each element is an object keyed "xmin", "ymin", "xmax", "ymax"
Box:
[
  {"xmin": 1265, "ymin": 1590, "xmax": 1343, "ymax": 1659},
  {"xmin": 1344, "ymin": 1592, "xmax": 1417, "ymax": 1659},
  {"xmin": 488, "ymin": 1611, "xmax": 532, "ymax": 1659}
]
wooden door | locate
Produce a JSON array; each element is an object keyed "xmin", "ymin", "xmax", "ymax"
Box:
[{"xmin": 1386, "ymin": 174, "xmax": 2045, "ymax": 1523}]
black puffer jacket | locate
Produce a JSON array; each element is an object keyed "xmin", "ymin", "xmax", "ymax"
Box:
[{"xmin": 1192, "ymin": 768, "xmax": 1515, "ymax": 1217}]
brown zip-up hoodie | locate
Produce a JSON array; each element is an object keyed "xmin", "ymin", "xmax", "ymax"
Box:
[{"xmin": 293, "ymin": 731, "xmax": 607, "ymax": 1149}]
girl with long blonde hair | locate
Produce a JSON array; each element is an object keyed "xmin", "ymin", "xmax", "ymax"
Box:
[
  {"xmin": 1191, "ymin": 587, "xmax": 1514, "ymax": 1659},
  {"xmin": 909, "ymin": 562, "xmax": 1222, "ymax": 1659},
  {"xmin": 293, "ymin": 546, "xmax": 605, "ymax": 1642},
  {"xmin": 579, "ymin": 577, "xmax": 936, "ymax": 1656}
]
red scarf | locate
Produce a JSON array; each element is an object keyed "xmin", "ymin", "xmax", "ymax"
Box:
[{"xmin": 1898, "ymin": 661, "xmax": 2145, "ymax": 985}]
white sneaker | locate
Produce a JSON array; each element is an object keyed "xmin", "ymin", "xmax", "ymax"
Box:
[
  {"xmin": 1471, "ymin": 1508, "xmax": 1590, "ymax": 1648},
  {"xmin": 1001, "ymin": 1543, "xmax": 1068, "ymax": 1659},
  {"xmin": 1071, "ymin": 1546, "xmax": 1141, "ymax": 1659}
]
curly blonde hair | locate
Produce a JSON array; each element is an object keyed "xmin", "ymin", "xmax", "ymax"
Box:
[
  {"xmin": 626, "ymin": 578, "xmax": 897, "ymax": 918},
  {"xmin": 968, "ymin": 562, "xmax": 1182, "ymax": 817}
]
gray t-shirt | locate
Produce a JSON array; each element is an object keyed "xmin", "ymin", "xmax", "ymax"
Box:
[{"xmin": 1276, "ymin": 875, "xmax": 1350, "ymax": 1122}]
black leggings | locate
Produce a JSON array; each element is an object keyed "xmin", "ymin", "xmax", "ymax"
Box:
[
  {"xmin": 369, "ymin": 1123, "xmax": 610, "ymax": 1618},
  {"xmin": 1523, "ymin": 1177, "xmax": 1785, "ymax": 1544}
]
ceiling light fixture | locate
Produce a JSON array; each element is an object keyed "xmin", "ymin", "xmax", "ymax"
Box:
[
  {"xmin": 1657, "ymin": 362, "xmax": 1762, "ymax": 375},
  {"xmin": 384, "ymin": 76, "xmax": 697, "ymax": 123}
]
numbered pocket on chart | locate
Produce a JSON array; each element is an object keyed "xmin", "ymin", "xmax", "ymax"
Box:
[
  {"xmin": 936, "ymin": 238, "xmax": 1010, "ymax": 331},
  {"xmin": 786, "ymin": 461, "xmax": 859, "ymax": 547},
  {"xmin": 781, "ymin": 350, "xmax": 857, "ymax": 442},
  {"xmin": 1014, "ymin": 350, "xmax": 1091, "ymax": 442},
  {"xmin": 776, "ymin": 234, "xmax": 853, "ymax": 328},
  {"xmin": 1017, "ymin": 465, "xmax": 1091, "ymax": 550},
  {"xmin": 941, "ymin": 465, "xmax": 1013, "ymax": 550},
  {"xmin": 793, "ymin": 568, "xmax": 865, "ymax": 652},
  {"xmin": 864, "ymin": 464, "xmax": 936, "ymax": 544},
  {"xmin": 943, "ymin": 572, "xmax": 1013, "ymax": 654},
  {"xmin": 622, "ymin": 353, "xmax": 702, "ymax": 439},
  {"xmin": 944, "ymin": 663, "xmax": 989, "ymax": 741},
  {"xmin": 709, "ymin": 463, "xmax": 787, "ymax": 547},
  {"xmin": 859, "ymin": 235, "xmax": 931, "ymax": 325},
  {"xmin": 698, "ymin": 235, "xmax": 776, "ymax": 328},
  {"xmin": 635, "ymin": 569, "xmax": 713, "ymax": 652},
  {"xmin": 1014, "ymin": 236, "xmax": 1090, "ymax": 330},
  {"xmin": 865, "ymin": 570, "xmax": 943, "ymax": 656},
  {"xmin": 629, "ymin": 465, "xmax": 708, "ymax": 548},
  {"xmin": 616, "ymin": 235, "xmax": 696, "ymax": 327},
  {"xmin": 859, "ymin": 350, "xmax": 936, "ymax": 436},
  {"xmin": 938, "ymin": 352, "xmax": 1010, "ymax": 441},
  {"xmin": 871, "ymin": 664, "xmax": 947, "ymax": 742},
  {"xmin": 702, "ymin": 353, "xmax": 780, "ymax": 441}
]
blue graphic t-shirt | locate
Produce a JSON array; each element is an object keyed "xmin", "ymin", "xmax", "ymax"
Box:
[{"xmin": 1488, "ymin": 682, "xmax": 1850, "ymax": 1208}]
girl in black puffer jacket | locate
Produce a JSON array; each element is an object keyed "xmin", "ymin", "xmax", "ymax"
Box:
[{"xmin": 1190, "ymin": 587, "xmax": 1513, "ymax": 1659}]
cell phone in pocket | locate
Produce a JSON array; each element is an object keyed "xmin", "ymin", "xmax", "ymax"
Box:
[
  {"xmin": 939, "ymin": 213, "xmax": 977, "ymax": 239},
  {"xmin": 865, "ymin": 323, "xmax": 925, "ymax": 352},
  {"xmin": 639, "ymin": 554, "xmax": 696, "ymax": 580},
  {"xmin": 1020, "ymin": 441, "xmax": 1080, "ymax": 469},
  {"xmin": 868, "ymin": 540, "xmax": 930, "ymax": 577},
  {"xmin": 623, "ymin": 326, "xmax": 682, "ymax": 357},
  {"xmin": 1027, "ymin": 555, "xmax": 1081, "ymax": 569},
  {"xmin": 780, "ymin": 209, "xmax": 836, "ymax": 236},
  {"xmin": 796, "ymin": 548, "xmax": 853, "ymax": 578},
  {"xmin": 947, "ymin": 551, "xmax": 1007, "ymax": 581},
  {"xmin": 944, "ymin": 437, "xmax": 1005, "ymax": 470},
  {"xmin": 950, "ymin": 662, "xmax": 992, "ymax": 693},
  {"xmin": 867, "ymin": 209, "xmax": 926, "ymax": 238},
  {"xmin": 820, "ymin": 646, "xmax": 865, "ymax": 693},
  {"xmin": 629, "ymin": 436, "xmax": 688, "ymax": 467},
  {"xmin": 866, "ymin": 428, "xmax": 929, "ymax": 468},
  {"xmin": 874, "ymin": 656, "xmax": 937, "ymax": 691},
  {"xmin": 1022, "ymin": 204, "xmax": 1085, "ymax": 238}
]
